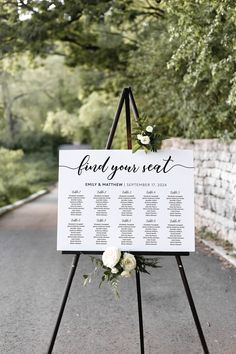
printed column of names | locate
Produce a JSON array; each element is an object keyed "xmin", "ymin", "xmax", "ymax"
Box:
[
  {"xmin": 118, "ymin": 191, "xmax": 136, "ymax": 246},
  {"xmin": 167, "ymin": 191, "xmax": 184, "ymax": 246},
  {"xmin": 142, "ymin": 191, "xmax": 160, "ymax": 246},
  {"xmin": 67, "ymin": 190, "xmax": 85, "ymax": 245},
  {"xmin": 93, "ymin": 191, "xmax": 110, "ymax": 245}
]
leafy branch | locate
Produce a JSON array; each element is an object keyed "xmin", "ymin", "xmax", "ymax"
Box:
[
  {"xmin": 132, "ymin": 116, "xmax": 162, "ymax": 153},
  {"xmin": 83, "ymin": 250, "xmax": 161, "ymax": 298}
]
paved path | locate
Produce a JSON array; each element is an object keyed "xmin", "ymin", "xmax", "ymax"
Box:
[{"xmin": 0, "ymin": 188, "xmax": 236, "ymax": 354}]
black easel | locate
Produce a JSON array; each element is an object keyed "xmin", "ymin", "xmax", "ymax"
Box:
[{"xmin": 48, "ymin": 87, "xmax": 209, "ymax": 354}]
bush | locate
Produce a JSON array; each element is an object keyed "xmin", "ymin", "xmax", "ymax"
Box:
[
  {"xmin": 77, "ymin": 92, "xmax": 115, "ymax": 148},
  {"xmin": 6, "ymin": 130, "xmax": 69, "ymax": 155},
  {"xmin": 23, "ymin": 151, "xmax": 57, "ymax": 190},
  {"xmin": 0, "ymin": 148, "xmax": 31, "ymax": 206},
  {"xmin": 0, "ymin": 148, "xmax": 58, "ymax": 207}
]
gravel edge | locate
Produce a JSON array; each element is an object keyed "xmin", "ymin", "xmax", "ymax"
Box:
[{"xmin": 198, "ymin": 238, "xmax": 236, "ymax": 268}]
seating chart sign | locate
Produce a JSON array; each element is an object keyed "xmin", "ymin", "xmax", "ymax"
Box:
[{"xmin": 57, "ymin": 149, "xmax": 194, "ymax": 252}]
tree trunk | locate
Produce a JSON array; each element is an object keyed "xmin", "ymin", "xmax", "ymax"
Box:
[{"xmin": 1, "ymin": 71, "xmax": 17, "ymax": 142}]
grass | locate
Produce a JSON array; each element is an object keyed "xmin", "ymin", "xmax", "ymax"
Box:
[{"xmin": 198, "ymin": 226, "xmax": 235, "ymax": 253}]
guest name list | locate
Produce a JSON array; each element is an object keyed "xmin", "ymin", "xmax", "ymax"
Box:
[{"xmin": 57, "ymin": 150, "xmax": 194, "ymax": 252}]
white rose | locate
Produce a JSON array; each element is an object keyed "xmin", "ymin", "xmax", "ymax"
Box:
[
  {"xmin": 111, "ymin": 267, "xmax": 119, "ymax": 274},
  {"xmin": 137, "ymin": 134, "xmax": 143, "ymax": 141},
  {"xmin": 102, "ymin": 247, "xmax": 121, "ymax": 269},
  {"xmin": 121, "ymin": 253, "xmax": 136, "ymax": 272},
  {"xmin": 121, "ymin": 270, "xmax": 131, "ymax": 278},
  {"xmin": 140, "ymin": 135, "xmax": 150, "ymax": 145},
  {"xmin": 146, "ymin": 125, "xmax": 153, "ymax": 133}
]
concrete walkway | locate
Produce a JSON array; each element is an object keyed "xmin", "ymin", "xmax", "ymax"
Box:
[{"xmin": 0, "ymin": 188, "xmax": 236, "ymax": 354}]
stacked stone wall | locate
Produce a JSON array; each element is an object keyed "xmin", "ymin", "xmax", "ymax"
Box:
[{"xmin": 162, "ymin": 138, "xmax": 236, "ymax": 248}]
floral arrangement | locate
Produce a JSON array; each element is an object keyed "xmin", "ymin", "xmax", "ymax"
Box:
[
  {"xmin": 83, "ymin": 247, "xmax": 160, "ymax": 297},
  {"xmin": 132, "ymin": 117, "xmax": 160, "ymax": 153}
]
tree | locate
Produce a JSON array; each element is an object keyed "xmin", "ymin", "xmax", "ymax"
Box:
[
  {"xmin": 2, "ymin": 0, "xmax": 235, "ymax": 143},
  {"xmin": 163, "ymin": 0, "xmax": 236, "ymax": 138},
  {"xmin": 77, "ymin": 91, "xmax": 116, "ymax": 148},
  {"xmin": 0, "ymin": 147, "xmax": 29, "ymax": 206},
  {"xmin": 0, "ymin": 1, "xmax": 133, "ymax": 69},
  {"xmin": 43, "ymin": 110, "xmax": 79, "ymax": 140},
  {"xmin": 0, "ymin": 71, "xmax": 23, "ymax": 140},
  {"xmin": 126, "ymin": 0, "xmax": 236, "ymax": 139},
  {"xmin": 0, "ymin": 55, "xmax": 81, "ymax": 147}
]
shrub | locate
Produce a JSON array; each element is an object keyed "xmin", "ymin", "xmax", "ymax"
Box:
[{"xmin": 0, "ymin": 148, "xmax": 31, "ymax": 206}]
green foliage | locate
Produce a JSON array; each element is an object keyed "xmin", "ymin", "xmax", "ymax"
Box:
[
  {"xmin": 136, "ymin": 256, "xmax": 160, "ymax": 274},
  {"xmin": 0, "ymin": 147, "xmax": 57, "ymax": 207},
  {"xmin": 77, "ymin": 92, "xmax": 115, "ymax": 148},
  {"xmin": 43, "ymin": 110, "xmax": 79, "ymax": 139},
  {"xmin": 23, "ymin": 151, "xmax": 57, "ymax": 191},
  {"xmin": 83, "ymin": 252, "xmax": 160, "ymax": 298},
  {"xmin": 0, "ymin": 55, "xmax": 81, "ymax": 146},
  {"xmin": 13, "ymin": 132, "xmax": 67, "ymax": 156},
  {"xmin": 0, "ymin": 148, "xmax": 29, "ymax": 206},
  {"xmin": 126, "ymin": 20, "xmax": 178, "ymax": 138},
  {"xmin": 1, "ymin": 0, "xmax": 236, "ymax": 157},
  {"xmin": 163, "ymin": 0, "xmax": 236, "ymax": 138},
  {"xmin": 132, "ymin": 117, "xmax": 161, "ymax": 153},
  {"xmin": 0, "ymin": 0, "xmax": 137, "ymax": 70}
]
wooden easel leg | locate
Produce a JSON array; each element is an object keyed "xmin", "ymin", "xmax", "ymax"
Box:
[
  {"xmin": 47, "ymin": 254, "xmax": 80, "ymax": 354},
  {"xmin": 175, "ymin": 256, "xmax": 209, "ymax": 354},
  {"xmin": 136, "ymin": 270, "xmax": 145, "ymax": 354}
]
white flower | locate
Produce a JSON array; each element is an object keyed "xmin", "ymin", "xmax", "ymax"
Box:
[
  {"xmin": 121, "ymin": 270, "xmax": 131, "ymax": 278},
  {"xmin": 102, "ymin": 247, "xmax": 121, "ymax": 269},
  {"xmin": 140, "ymin": 135, "xmax": 150, "ymax": 145},
  {"xmin": 137, "ymin": 134, "xmax": 143, "ymax": 141},
  {"xmin": 111, "ymin": 267, "xmax": 119, "ymax": 274},
  {"xmin": 146, "ymin": 125, "xmax": 153, "ymax": 133},
  {"xmin": 121, "ymin": 253, "xmax": 136, "ymax": 272}
]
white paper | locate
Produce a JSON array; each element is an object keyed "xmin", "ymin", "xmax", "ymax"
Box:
[{"xmin": 57, "ymin": 149, "xmax": 194, "ymax": 252}]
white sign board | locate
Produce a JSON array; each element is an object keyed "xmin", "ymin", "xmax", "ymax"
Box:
[{"xmin": 57, "ymin": 150, "xmax": 194, "ymax": 252}]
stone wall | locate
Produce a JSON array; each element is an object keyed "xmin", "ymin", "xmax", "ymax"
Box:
[{"xmin": 162, "ymin": 138, "xmax": 236, "ymax": 248}]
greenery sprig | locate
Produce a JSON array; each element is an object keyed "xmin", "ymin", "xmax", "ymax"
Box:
[
  {"xmin": 132, "ymin": 117, "xmax": 161, "ymax": 153},
  {"xmin": 83, "ymin": 247, "xmax": 160, "ymax": 298}
]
